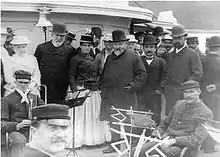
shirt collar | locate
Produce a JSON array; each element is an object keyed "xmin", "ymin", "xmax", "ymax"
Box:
[
  {"xmin": 15, "ymin": 88, "xmax": 30, "ymax": 103},
  {"xmin": 176, "ymin": 43, "xmax": 187, "ymax": 53}
]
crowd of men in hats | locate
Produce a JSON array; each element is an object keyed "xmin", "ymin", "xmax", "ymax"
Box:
[{"xmin": 1, "ymin": 22, "xmax": 220, "ymax": 157}]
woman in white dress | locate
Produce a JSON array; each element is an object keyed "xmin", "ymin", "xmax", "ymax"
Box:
[
  {"xmin": 4, "ymin": 36, "xmax": 41, "ymax": 96},
  {"xmin": 66, "ymin": 35, "xmax": 110, "ymax": 148}
]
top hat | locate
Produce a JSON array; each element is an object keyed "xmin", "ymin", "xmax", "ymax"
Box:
[
  {"xmin": 128, "ymin": 35, "xmax": 138, "ymax": 43},
  {"xmin": 1, "ymin": 27, "xmax": 8, "ymax": 35},
  {"xmin": 162, "ymin": 34, "xmax": 172, "ymax": 41},
  {"xmin": 102, "ymin": 34, "xmax": 113, "ymax": 42},
  {"xmin": 80, "ymin": 35, "xmax": 94, "ymax": 44},
  {"xmin": 52, "ymin": 23, "xmax": 67, "ymax": 35},
  {"xmin": 180, "ymin": 80, "xmax": 200, "ymax": 90},
  {"xmin": 172, "ymin": 25, "xmax": 187, "ymax": 38},
  {"xmin": 142, "ymin": 34, "xmax": 157, "ymax": 45},
  {"xmin": 66, "ymin": 31, "xmax": 76, "ymax": 40},
  {"xmin": 112, "ymin": 30, "xmax": 129, "ymax": 42},
  {"xmin": 14, "ymin": 70, "xmax": 32, "ymax": 81},
  {"xmin": 187, "ymin": 36, "xmax": 198, "ymax": 43},
  {"xmin": 10, "ymin": 36, "xmax": 31, "ymax": 45},
  {"xmin": 207, "ymin": 36, "xmax": 220, "ymax": 47},
  {"xmin": 90, "ymin": 27, "xmax": 103, "ymax": 38},
  {"xmin": 32, "ymin": 104, "xmax": 70, "ymax": 126}
]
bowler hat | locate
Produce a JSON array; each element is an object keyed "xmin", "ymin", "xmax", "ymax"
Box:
[
  {"xmin": 180, "ymin": 80, "xmax": 200, "ymax": 90},
  {"xmin": 32, "ymin": 104, "xmax": 70, "ymax": 126},
  {"xmin": 80, "ymin": 35, "xmax": 94, "ymax": 44},
  {"xmin": 102, "ymin": 34, "xmax": 113, "ymax": 42},
  {"xmin": 142, "ymin": 34, "xmax": 157, "ymax": 45},
  {"xmin": 128, "ymin": 35, "xmax": 138, "ymax": 43},
  {"xmin": 14, "ymin": 70, "xmax": 32, "ymax": 81},
  {"xmin": 91, "ymin": 27, "xmax": 103, "ymax": 38},
  {"xmin": 154, "ymin": 26, "xmax": 164, "ymax": 35},
  {"xmin": 66, "ymin": 31, "xmax": 76, "ymax": 40},
  {"xmin": 10, "ymin": 36, "xmax": 31, "ymax": 45},
  {"xmin": 207, "ymin": 36, "xmax": 220, "ymax": 47},
  {"xmin": 187, "ymin": 36, "xmax": 198, "ymax": 43},
  {"xmin": 172, "ymin": 25, "xmax": 187, "ymax": 38},
  {"xmin": 112, "ymin": 30, "xmax": 129, "ymax": 42},
  {"xmin": 52, "ymin": 23, "xmax": 67, "ymax": 35}
]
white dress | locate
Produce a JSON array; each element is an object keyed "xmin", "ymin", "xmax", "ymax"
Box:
[{"xmin": 4, "ymin": 54, "xmax": 41, "ymax": 96}]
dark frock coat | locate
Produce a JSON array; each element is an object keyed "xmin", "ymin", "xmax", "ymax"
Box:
[
  {"xmin": 99, "ymin": 51, "xmax": 147, "ymax": 121},
  {"xmin": 164, "ymin": 47, "xmax": 203, "ymax": 114},
  {"xmin": 34, "ymin": 41, "xmax": 73, "ymax": 103}
]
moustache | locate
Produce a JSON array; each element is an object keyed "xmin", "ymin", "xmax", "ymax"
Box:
[{"xmin": 52, "ymin": 137, "xmax": 66, "ymax": 143}]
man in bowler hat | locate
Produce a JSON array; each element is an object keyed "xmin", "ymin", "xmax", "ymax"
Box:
[
  {"xmin": 132, "ymin": 80, "xmax": 213, "ymax": 157},
  {"xmin": 100, "ymin": 29, "xmax": 147, "ymax": 153},
  {"xmin": 34, "ymin": 23, "xmax": 74, "ymax": 103},
  {"xmin": 165, "ymin": 25, "xmax": 203, "ymax": 114},
  {"xmin": 138, "ymin": 34, "xmax": 167, "ymax": 125},
  {"xmin": 20, "ymin": 104, "xmax": 71, "ymax": 157},
  {"xmin": 187, "ymin": 36, "xmax": 204, "ymax": 61},
  {"xmin": 201, "ymin": 36, "xmax": 220, "ymax": 153},
  {"xmin": 1, "ymin": 70, "xmax": 44, "ymax": 157}
]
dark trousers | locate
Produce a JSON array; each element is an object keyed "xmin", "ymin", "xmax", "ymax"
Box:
[{"xmin": 132, "ymin": 141, "xmax": 182, "ymax": 157}]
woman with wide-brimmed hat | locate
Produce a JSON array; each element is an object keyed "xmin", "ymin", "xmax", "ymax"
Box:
[
  {"xmin": 67, "ymin": 34, "xmax": 109, "ymax": 148},
  {"xmin": 4, "ymin": 36, "xmax": 41, "ymax": 96}
]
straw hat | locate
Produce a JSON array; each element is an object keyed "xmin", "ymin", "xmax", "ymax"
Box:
[
  {"xmin": 102, "ymin": 34, "xmax": 113, "ymax": 42},
  {"xmin": 128, "ymin": 35, "xmax": 138, "ymax": 43},
  {"xmin": 10, "ymin": 36, "xmax": 31, "ymax": 45}
]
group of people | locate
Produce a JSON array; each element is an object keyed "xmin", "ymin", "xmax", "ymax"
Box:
[{"xmin": 1, "ymin": 21, "xmax": 220, "ymax": 157}]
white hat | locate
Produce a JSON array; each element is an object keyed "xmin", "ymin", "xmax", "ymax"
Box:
[
  {"xmin": 1, "ymin": 28, "xmax": 8, "ymax": 35},
  {"xmin": 162, "ymin": 34, "xmax": 172, "ymax": 41},
  {"xmin": 128, "ymin": 35, "xmax": 138, "ymax": 43},
  {"xmin": 103, "ymin": 34, "xmax": 113, "ymax": 42},
  {"xmin": 10, "ymin": 36, "xmax": 31, "ymax": 45}
]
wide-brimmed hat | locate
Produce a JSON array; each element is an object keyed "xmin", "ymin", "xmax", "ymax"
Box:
[
  {"xmin": 207, "ymin": 36, "xmax": 220, "ymax": 47},
  {"xmin": 128, "ymin": 35, "xmax": 138, "ymax": 43},
  {"xmin": 162, "ymin": 34, "xmax": 172, "ymax": 41},
  {"xmin": 90, "ymin": 27, "xmax": 103, "ymax": 38},
  {"xmin": 142, "ymin": 34, "xmax": 157, "ymax": 45},
  {"xmin": 52, "ymin": 23, "xmax": 67, "ymax": 35},
  {"xmin": 187, "ymin": 36, "xmax": 198, "ymax": 43},
  {"xmin": 171, "ymin": 25, "xmax": 188, "ymax": 38},
  {"xmin": 1, "ymin": 27, "xmax": 8, "ymax": 35},
  {"xmin": 80, "ymin": 35, "xmax": 94, "ymax": 44},
  {"xmin": 66, "ymin": 31, "xmax": 76, "ymax": 40},
  {"xmin": 112, "ymin": 30, "xmax": 129, "ymax": 42},
  {"xmin": 102, "ymin": 34, "xmax": 113, "ymax": 42},
  {"xmin": 10, "ymin": 36, "xmax": 31, "ymax": 45}
]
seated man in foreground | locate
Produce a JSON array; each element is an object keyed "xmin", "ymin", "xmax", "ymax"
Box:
[{"xmin": 132, "ymin": 80, "xmax": 213, "ymax": 157}]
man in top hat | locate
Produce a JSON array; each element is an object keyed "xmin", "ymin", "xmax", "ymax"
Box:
[
  {"xmin": 200, "ymin": 36, "xmax": 220, "ymax": 153},
  {"xmin": 100, "ymin": 29, "xmax": 147, "ymax": 153},
  {"xmin": 20, "ymin": 104, "xmax": 71, "ymax": 157},
  {"xmin": 138, "ymin": 34, "xmax": 167, "ymax": 125},
  {"xmin": 1, "ymin": 70, "xmax": 44, "ymax": 157},
  {"xmin": 88, "ymin": 27, "xmax": 103, "ymax": 59},
  {"xmin": 165, "ymin": 25, "xmax": 203, "ymax": 115},
  {"xmin": 65, "ymin": 31, "xmax": 77, "ymax": 58},
  {"xmin": 132, "ymin": 80, "xmax": 213, "ymax": 157},
  {"xmin": 187, "ymin": 36, "xmax": 204, "ymax": 61},
  {"xmin": 127, "ymin": 34, "xmax": 138, "ymax": 53},
  {"xmin": 95, "ymin": 33, "xmax": 114, "ymax": 78},
  {"xmin": 34, "ymin": 23, "xmax": 74, "ymax": 103}
]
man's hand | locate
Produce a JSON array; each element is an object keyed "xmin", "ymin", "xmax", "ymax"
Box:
[
  {"xmin": 161, "ymin": 137, "xmax": 176, "ymax": 148},
  {"xmin": 16, "ymin": 120, "xmax": 31, "ymax": 130},
  {"xmin": 124, "ymin": 85, "xmax": 132, "ymax": 91},
  {"xmin": 206, "ymin": 84, "xmax": 216, "ymax": 92}
]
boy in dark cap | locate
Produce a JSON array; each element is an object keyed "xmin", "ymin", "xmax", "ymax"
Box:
[
  {"xmin": 20, "ymin": 104, "xmax": 71, "ymax": 157},
  {"xmin": 132, "ymin": 80, "xmax": 213, "ymax": 157},
  {"xmin": 1, "ymin": 70, "xmax": 44, "ymax": 157}
]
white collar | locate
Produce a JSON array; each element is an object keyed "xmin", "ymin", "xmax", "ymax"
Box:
[
  {"xmin": 15, "ymin": 88, "xmax": 30, "ymax": 104},
  {"xmin": 176, "ymin": 44, "xmax": 186, "ymax": 53}
]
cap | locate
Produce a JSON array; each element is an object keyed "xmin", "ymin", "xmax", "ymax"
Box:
[
  {"xmin": 14, "ymin": 70, "xmax": 31, "ymax": 81},
  {"xmin": 32, "ymin": 104, "xmax": 70, "ymax": 126},
  {"xmin": 187, "ymin": 36, "xmax": 198, "ymax": 43},
  {"xmin": 180, "ymin": 80, "xmax": 200, "ymax": 90}
]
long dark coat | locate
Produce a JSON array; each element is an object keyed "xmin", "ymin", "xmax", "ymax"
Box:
[
  {"xmin": 201, "ymin": 53, "xmax": 220, "ymax": 121},
  {"xmin": 100, "ymin": 51, "xmax": 147, "ymax": 121},
  {"xmin": 34, "ymin": 41, "xmax": 73, "ymax": 103},
  {"xmin": 138, "ymin": 56, "xmax": 166, "ymax": 123},
  {"xmin": 20, "ymin": 146, "xmax": 50, "ymax": 157},
  {"xmin": 165, "ymin": 47, "xmax": 203, "ymax": 114}
]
